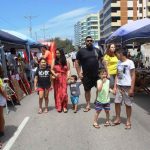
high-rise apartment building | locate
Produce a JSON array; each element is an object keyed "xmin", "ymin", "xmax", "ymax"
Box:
[
  {"xmin": 100, "ymin": 0, "xmax": 150, "ymax": 39},
  {"xmin": 74, "ymin": 22, "xmax": 81, "ymax": 47},
  {"xmin": 74, "ymin": 13, "xmax": 100, "ymax": 47}
]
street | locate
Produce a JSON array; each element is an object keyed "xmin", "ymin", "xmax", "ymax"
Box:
[{"xmin": 1, "ymin": 67, "xmax": 150, "ymax": 150}]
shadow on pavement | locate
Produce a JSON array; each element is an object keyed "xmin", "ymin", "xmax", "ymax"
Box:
[
  {"xmin": 67, "ymin": 103, "xmax": 96, "ymax": 111},
  {"xmin": 134, "ymin": 93, "xmax": 150, "ymax": 115},
  {"xmin": 1, "ymin": 125, "xmax": 17, "ymax": 142}
]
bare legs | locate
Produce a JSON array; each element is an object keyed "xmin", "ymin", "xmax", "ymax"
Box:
[
  {"xmin": 0, "ymin": 107, "xmax": 4, "ymax": 134},
  {"xmin": 114, "ymin": 103, "xmax": 132, "ymax": 128},
  {"xmin": 85, "ymin": 90, "xmax": 91, "ymax": 109},
  {"xmin": 93, "ymin": 110, "xmax": 110, "ymax": 128},
  {"xmin": 38, "ymin": 89, "xmax": 49, "ymax": 114}
]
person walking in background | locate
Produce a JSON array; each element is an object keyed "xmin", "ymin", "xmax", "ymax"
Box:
[
  {"xmin": 113, "ymin": 50, "xmax": 135, "ymax": 129},
  {"xmin": 75, "ymin": 36, "xmax": 103, "ymax": 112},
  {"xmin": 41, "ymin": 46, "xmax": 53, "ymax": 66},
  {"xmin": 103, "ymin": 43, "xmax": 118, "ymax": 88},
  {"xmin": 33, "ymin": 52, "xmax": 39, "ymax": 67},
  {"xmin": 93, "ymin": 69, "xmax": 113, "ymax": 129},
  {"xmin": 51, "ymin": 48, "xmax": 70, "ymax": 113},
  {"xmin": 71, "ymin": 49, "xmax": 77, "ymax": 67},
  {"xmin": 68, "ymin": 75, "xmax": 82, "ymax": 113},
  {"xmin": 34, "ymin": 58, "xmax": 53, "ymax": 114}
]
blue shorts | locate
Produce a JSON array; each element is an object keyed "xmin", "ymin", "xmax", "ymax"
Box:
[
  {"xmin": 70, "ymin": 96, "xmax": 79, "ymax": 104},
  {"xmin": 95, "ymin": 101, "xmax": 110, "ymax": 111}
]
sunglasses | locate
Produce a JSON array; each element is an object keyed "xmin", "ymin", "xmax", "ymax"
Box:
[{"xmin": 86, "ymin": 40, "xmax": 93, "ymax": 42}]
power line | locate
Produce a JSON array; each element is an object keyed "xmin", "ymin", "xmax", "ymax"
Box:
[
  {"xmin": 0, "ymin": 17, "xmax": 19, "ymax": 29},
  {"xmin": 40, "ymin": 24, "xmax": 49, "ymax": 40},
  {"xmin": 24, "ymin": 15, "xmax": 37, "ymax": 38}
]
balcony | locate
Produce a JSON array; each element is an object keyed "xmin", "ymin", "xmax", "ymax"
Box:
[
  {"xmin": 148, "ymin": 11, "xmax": 150, "ymax": 16},
  {"xmin": 111, "ymin": 1, "xmax": 120, "ymax": 7},
  {"xmin": 111, "ymin": 20, "xmax": 121, "ymax": 26},
  {"xmin": 111, "ymin": 11, "xmax": 121, "ymax": 16},
  {"xmin": 148, "ymin": 2, "xmax": 150, "ymax": 6}
]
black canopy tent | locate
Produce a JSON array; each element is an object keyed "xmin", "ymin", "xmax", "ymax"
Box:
[
  {"xmin": 0, "ymin": 30, "xmax": 27, "ymax": 77},
  {"xmin": 0, "ymin": 30, "xmax": 26, "ymax": 45}
]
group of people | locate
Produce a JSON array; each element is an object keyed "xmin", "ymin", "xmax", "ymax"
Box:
[
  {"xmin": 34, "ymin": 35, "xmax": 135, "ymax": 130},
  {"xmin": 0, "ymin": 35, "xmax": 136, "ymax": 148},
  {"xmin": 75, "ymin": 36, "xmax": 135, "ymax": 129}
]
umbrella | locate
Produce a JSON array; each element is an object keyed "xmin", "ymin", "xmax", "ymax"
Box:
[
  {"xmin": 0, "ymin": 30, "xmax": 26, "ymax": 45},
  {"xmin": 106, "ymin": 18, "xmax": 150, "ymax": 44}
]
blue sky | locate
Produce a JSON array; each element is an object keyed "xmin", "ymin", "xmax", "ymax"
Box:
[{"xmin": 0, "ymin": 0, "xmax": 103, "ymax": 40}]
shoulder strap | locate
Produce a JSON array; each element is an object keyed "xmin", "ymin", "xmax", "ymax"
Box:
[{"xmin": 94, "ymin": 49, "xmax": 98, "ymax": 60}]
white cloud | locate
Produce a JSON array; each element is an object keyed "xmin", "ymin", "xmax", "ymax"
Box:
[{"xmin": 18, "ymin": 7, "xmax": 95, "ymax": 40}]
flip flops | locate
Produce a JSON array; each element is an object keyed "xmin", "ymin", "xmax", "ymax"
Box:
[
  {"xmin": 104, "ymin": 121, "xmax": 111, "ymax": 127},
  {"xmin": 38, "ymin": 108, "xmax": 43, "ymax": 114},
  {"xmin": 93, "ymin": 123, "xmax": 100, "ymax": 129},
  {"xmin": 112, "ymin": 121, "xmax": 121, "ymax": 126},
  {"xmin": 83, "ymin": 108, "xmax": 91, "ymax": 112},
  {"xmin": 43, "ymin": 108, "xmax": 48, "ymax": 113},
  {"xmin": 63, "ymin": 108, "xmax": 68, "ymax": 113},
  {"xmin": 125, "ymin": 124, "xmax": 131, "ymax": 129}
]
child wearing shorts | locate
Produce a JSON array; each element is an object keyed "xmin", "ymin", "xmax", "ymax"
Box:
[
  {"xmin": 68, "ymin": 75, "xmax": 81, "ymax": 113},
  {"xmin": 34, "ymin": 58, "xmax": 55, "ymax": 114},
  {"xmin": 93, "ymin": 69, "xmax": 113, "ymax": 128}
]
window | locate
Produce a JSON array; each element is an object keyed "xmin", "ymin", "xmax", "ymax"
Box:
[
  {"xmin": 112, "ymin": 17, "xmax": 120, "ymax": 22},
  {"xmin": 128, "ymin": 7, "xmax": 133, "ymax": 10},
  {"xmin": 139, "ymin": 7, "xmax": 142, "ymax": 13},
  {"xmin": 112, "ymin": 7, "xmax": 120, "ymax": 12},
  {"xmin": 128, "ymin": 17, "xmax": 133, "ymax": 20}
]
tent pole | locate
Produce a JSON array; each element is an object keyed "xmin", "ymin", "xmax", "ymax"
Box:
[{"xmin": 0, "ymin": 46, "xmax": 8, "ymax": 77}]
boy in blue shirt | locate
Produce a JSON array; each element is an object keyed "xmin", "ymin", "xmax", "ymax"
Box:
[{"xmin": 68, "ymin": 75, "xmax": 81, "ymax": 113}]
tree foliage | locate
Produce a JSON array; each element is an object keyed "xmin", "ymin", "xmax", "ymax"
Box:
[{"xmin": 50, "ymin": 37, "xmax": 74, "ymax": 53}]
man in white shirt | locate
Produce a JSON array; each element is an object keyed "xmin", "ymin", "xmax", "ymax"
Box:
[
  {"xmin": 113, "ymin": 50, "xmax": 135, "ymax": 129},
  {"xmin": 71, "ymin": 50, "xmax": 76, "ymax": 67}
]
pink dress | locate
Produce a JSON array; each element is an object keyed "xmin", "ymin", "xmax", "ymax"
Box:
[{"xmin": 53, "ymin": 64, "xmax": 68, "ymax": 111}]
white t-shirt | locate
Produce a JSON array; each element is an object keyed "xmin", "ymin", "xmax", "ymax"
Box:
[
  {"xmin": 117, "ymin": 59, "xmax": 135, "ymax": 86},
  {"xmin": 71, "ymin": 52, "xmax": 77, "ymax": 60}
]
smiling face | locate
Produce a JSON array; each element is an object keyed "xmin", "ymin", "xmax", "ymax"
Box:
[{"xmin": 39, "ymin": 59, "xmax": 47, "ymax": 68}]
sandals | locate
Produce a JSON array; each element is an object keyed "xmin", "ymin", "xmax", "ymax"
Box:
[
  {"xmin": 63, "ymin": 108, "xmax": 68, "ymax": 113},
  {"xmin": 112, "ymin": 121, "xmax": 121, "ymax": 126},
  {"xmin": 74, "ymin": 110, "xmax": 77, "ymax": 113},
  {"xmin": 104, "ymin": 121, "xmax": 111, "ymax": 127},
  {"xmin": 93, "ymin": 123, "xmax": 100, "ymax": 129},
  {"xmin": 43, "ymin": 108, "xmax": 48, "ymax": 113},
  {"xmin": 125, "ymin": 123, "xmax": 131, "ymax": 129},
  {"xmin": 38, "ymin": 108, "xmax": 43, "ymax": 114},
  {"xmin": 83, "ymin": 108, "xmax": 91, "ymax": 112}
]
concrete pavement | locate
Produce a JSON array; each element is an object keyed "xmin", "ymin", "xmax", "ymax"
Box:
[{"xmin": 1, "ymin": 67, "xmax": 150, "ymax": 150}]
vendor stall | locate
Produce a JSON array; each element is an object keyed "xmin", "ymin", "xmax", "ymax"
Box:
[{"xmin": 0, "ymin": 30, "xmax": 40, "ymax": 103}]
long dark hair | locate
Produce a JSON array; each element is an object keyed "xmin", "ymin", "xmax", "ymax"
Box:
[{"xmin": 55, "ymin": 48, "xmax": 67, "ymax": 67}]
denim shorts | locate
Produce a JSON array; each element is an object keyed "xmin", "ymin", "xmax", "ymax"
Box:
[{"xmin": 70, "ymin": 95, "xmax": 79, "ymax": 104}]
